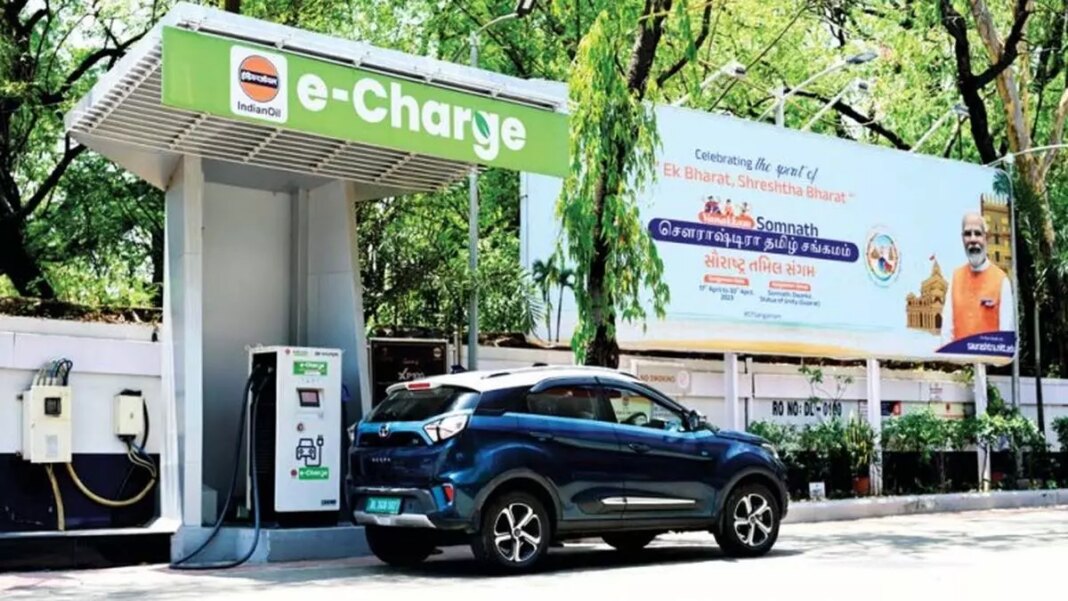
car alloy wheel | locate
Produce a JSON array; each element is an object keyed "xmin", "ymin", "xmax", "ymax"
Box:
[
  {"xmin": 713, "ymin": 482, "xmax": 780, "ymax": 558},
  {"xmin": 492, "ymin": 502, "xmax": 543, "ymax": 563},
  {"xmin": 472, "ymin": 491, "xmax": 551, "ymax": 572},
  {"xmin": 732, "ymin": 492, "xmax": 774, "ymax": 548}
]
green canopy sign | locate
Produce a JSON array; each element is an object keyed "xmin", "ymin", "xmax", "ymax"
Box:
[{"xmin": 161, "ymin": 27, "xmax": 569, "ymax": 177}]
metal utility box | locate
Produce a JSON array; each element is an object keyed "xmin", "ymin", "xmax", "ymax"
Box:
[
  {"xmin": 19, "ymin": 386, "xmax": 73, "ymax": 464},
  {"xmin": 247, "ymin": 347, "xmax": 342, "ymax": 520}
]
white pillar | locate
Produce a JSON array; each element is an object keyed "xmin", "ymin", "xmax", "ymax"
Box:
[
  {"xmin": 724, "ymin": 353, "xmax": 741, "ymax": 430},
  {"xmin": 290, "ymin": 189, "xmax": 310, "ymax": 346},
  {"xmin": 974, "ymin": 363, "xmax": 991, "ymax": 491},
  {"xmin": 866, "ymin": 358, "xmax": 883, "ymax": 496},
  {"xmin": 165, "ymin": 155, "xmax": 204, "ymax": 527},
  {"xmin": 304, "ymin": 180, "xmax": 373, "ymax": 419}
]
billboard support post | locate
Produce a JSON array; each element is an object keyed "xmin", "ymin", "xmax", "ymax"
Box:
[
  {"xmin": 1005, "ymin": 157, "xmax": 1021, "ymax": 409},
  {"xmin": 724, "ymin": 352, "xmax": 741, "ymax": 430},
  {"xmin": 974, "ymin": 363, "xmax": 991, "ymax": 491},
  {"xmin": 865, "ymin": 358, "xmax": 883, "ymax": 496}
]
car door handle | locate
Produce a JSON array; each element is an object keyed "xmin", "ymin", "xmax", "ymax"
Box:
[
  {"xmin": 628, "ymin": 443, "xmax": 650, "ymax": 453},
  {"xmin": 529, "ymin": 432, "xmax": 555, "ymax": 441}
]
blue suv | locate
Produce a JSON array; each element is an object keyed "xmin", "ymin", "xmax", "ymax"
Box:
[{"xmin": 346, "ymin": 366, "xmax": 788, "ymax": 571}]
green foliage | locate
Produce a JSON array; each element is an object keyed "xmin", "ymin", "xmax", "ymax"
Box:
[
  {"xmin": 0, "ymin": 277, "xmax": 16, "ymax": 298},
  {"xmin": 845, "ymin": 415, "xmax": 876, "ymax": 475},
  {"xmin": 747, "ymin": 420, "xmax": 802, "ymax": 463},
  {"xmin": 974, "ymin": 411, "xmax": 1047, "ymax": 453},
  {"xmin": 799, "ymin": 364, "xmax": 854, "ymax": 403},
  {"xmin": 881, "ymin": 408, "xmax": 973, "ymax": 459},
  {"xmin": 556, "ymin": 5, "xmax": 672, "ymax": 362},
  {"xmin": 1054, "ymin": 417, "xmax": 1068, "ymax": 452},
  {"xmin": 356, "ymin": 169, "xmax": 541, "ymax": 335}
]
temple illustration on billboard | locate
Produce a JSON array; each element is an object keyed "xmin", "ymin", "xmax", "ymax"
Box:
[
  {"xmin": 906, "ymin": 259, "xmax": 948, "ymax": 334},
  {"xmin": 981, "ymin": 193, "xmax": 1012, "ymax": 280}
]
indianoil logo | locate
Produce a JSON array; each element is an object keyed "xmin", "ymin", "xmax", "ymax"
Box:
[
  {"xmin": 238, "ymin": 55, "xmax": 280, "ymax": 102},
  {"xmin": 230, "ymin": 46, "xmax": 288, "ymax": 124}
]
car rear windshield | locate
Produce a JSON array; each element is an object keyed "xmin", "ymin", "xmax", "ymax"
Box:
[{"xmin": 365, "ymin": 386, "xmax": 480, "ymax": 423}]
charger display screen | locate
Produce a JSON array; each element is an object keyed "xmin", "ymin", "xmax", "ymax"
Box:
[{"xmin": 298, "ymin": 389, "xmax": 321, "ymax": 408}]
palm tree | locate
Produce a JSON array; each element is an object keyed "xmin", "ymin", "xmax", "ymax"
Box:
[
  {"xmin": 993, "ymin": 171, "xmax": 1011, "ymax": 199},
  {"xmin": 531, "ymin": 258, "xmax": 555, "ymax": 342},
  {"xmin": 555, "ymin": 266, "xmax": 575, "ymax": 344}
]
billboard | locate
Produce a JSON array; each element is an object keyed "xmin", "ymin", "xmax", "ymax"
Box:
[{"xmin": 521, "ymin": 106, "xmax": 1016, "ymax": 364}]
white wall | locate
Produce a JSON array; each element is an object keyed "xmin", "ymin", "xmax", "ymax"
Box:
[
  {"xmin": 0, "ymin": 318, "xmax": 162, "ymax": 456},
  {"xmin": 201, "ymin": 182, "xmax": 293, "ymax": 502},
  {"xmin": 474, "ymin": 345, "xmax": 1068, "ymax": 446}
]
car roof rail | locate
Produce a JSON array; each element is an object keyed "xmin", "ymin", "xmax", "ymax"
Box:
[{"xmin": 478, "ymin": 364, "xmax": 640, "ymax": 381}]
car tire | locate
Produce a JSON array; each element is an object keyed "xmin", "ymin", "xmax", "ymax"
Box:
[
  {"xmin": 602, "ymin": 532, "xmax": 657, "ymax": 553},
  {"xmin": 713, "ymin": 483, "xmax": 780, "ymax": 558},
  {"xmin": 365, "ymin": 525, "xmax": 436, "ymax": 567},
  {"xmin": 471, "ymin": 491, "xmax": 551, "ymax": 573}
]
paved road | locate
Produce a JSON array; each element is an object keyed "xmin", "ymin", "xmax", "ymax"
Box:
[{"xmin": 2, "ymin": 507, "xmax": 1066, "ymax": 601}]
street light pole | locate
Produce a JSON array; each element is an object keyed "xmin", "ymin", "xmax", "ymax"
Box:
[
  {"xmin": 464, "ymin": 1, "xmax": 537, "ymax": 370},
  {"xmin": 468, "ymin": 29, "xmax": 480, "ymax": 371},
  {"xmin": 761, "ymin": 50, "xmax": 877, "ymax": 127}
]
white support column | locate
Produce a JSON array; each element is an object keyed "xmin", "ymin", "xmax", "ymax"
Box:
[
  {"xmin": 974, "ymin": 363, "xmax": 991, "ymax": 491},
  {"xmin": 866, "ymin": 358, "xmax": 883, "ymax": 496},
  {"xmin": 345, "ymin": 182, "xmax": 373, "ymax": 418},
  {"xmin": 724, "ymin": 352, "xmax": 742, "ymax": 430},
  {"xmin": 164, "ymin": 155, "xmax": 204, "ymax": 527},
  {"xmin": 290, "ymin": 189, "xmax": 310, "ymax": 346},
  {"xmin": 304, "ymin": 180, "xmax": 372, "ymax": 419}
]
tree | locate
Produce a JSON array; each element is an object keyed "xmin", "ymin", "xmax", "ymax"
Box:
[
  {"xmin": 937, "ymin": 0, "xmax": 1068, "ymax": 368},
  {"xmin": 532, "ymin": 258, "xmax": 556, "ymax": 341},
  {"xmin": 0, "ymin": 2, "xmax": 155, "ymax": 298},
  {"xmin": 554, "ymin": 266, "xmax": 575, "ymax": 343},
  {"xmin": 557, "ymin": 1, "xmax": 710, "ymax": 366}
]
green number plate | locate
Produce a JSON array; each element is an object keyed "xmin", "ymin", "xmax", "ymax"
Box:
[{"xmin": 366, "ymin": 496, "xmax": 402, "ymax": 515}]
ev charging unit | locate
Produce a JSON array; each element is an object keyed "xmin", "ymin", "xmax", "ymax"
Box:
[{"xmin": 248, "ymin": 347, "xmax": 342, "ymax": 522}]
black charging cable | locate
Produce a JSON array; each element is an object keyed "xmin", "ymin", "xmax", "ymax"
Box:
[{"xmin": 169, "ymin": 365, "xmax": 271, "ymax": 570}]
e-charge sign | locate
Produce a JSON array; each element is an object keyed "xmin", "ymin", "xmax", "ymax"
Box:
[{"xmin": 162, "ymin": 26, "xmax": 568, "ymax": 177}]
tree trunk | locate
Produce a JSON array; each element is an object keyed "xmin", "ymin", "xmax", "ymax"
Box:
[
  {"xmin": 556, "ymin": 285, "xmax": 564, "ymax": 343},
  {"xmin": 583, "ymin": 0, "xmax": 673, "ymax": 368},
  {"xmin": 223, "ymin": 0, "xmax": 241, "ymax": 13},
  {"xmin": 0, "ymin": 218, "xmax": 54, "ymax": 298}
]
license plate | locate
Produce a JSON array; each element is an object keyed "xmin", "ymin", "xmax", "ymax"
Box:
[{"xmin": 366, "ymin": 496, "xmax": 402, "ymax": 515}]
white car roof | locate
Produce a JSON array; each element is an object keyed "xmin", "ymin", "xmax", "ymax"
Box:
[{"xmin": 385, "ymin": 365, "xmax": 641, "ymax": 394}]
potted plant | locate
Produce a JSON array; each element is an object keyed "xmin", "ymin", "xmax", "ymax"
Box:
[{"xmin": 845, "ymin": 416, "xmax": 876, "ymax": 496}]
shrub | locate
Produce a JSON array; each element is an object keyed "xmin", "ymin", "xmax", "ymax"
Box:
[
  {"xmin": 1054, "ymin": 417, "xmax": 1068, "ymax": 452},
  {"xmin": 747, "ymin": 420, "xmax": 801, "ymax": 463},
  {"xmin": 845, "ymin": 416, "xmax": 876, "ymax": 476}
]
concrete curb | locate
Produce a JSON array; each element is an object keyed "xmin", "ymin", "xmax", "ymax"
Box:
[
  {"xmin": 784, "ymin": 488, "xmax": 1068, "ymax": 524},
  {"xmin": 171, "ymin": 525, "xmax": 368, "ymax": 566}
]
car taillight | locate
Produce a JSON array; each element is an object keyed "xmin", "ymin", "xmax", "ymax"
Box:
[
  {"xmin": 442, "ymin": 483, "xmax": 455, "ymax": 504},
  {"xmin": 423, "ymin": 413, "xmax": 469, "ymax": 443}
]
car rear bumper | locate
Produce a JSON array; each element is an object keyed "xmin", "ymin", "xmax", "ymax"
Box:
[{"xmin": 346, "ymin": 482, "xmax": 471, "ymax": 531}]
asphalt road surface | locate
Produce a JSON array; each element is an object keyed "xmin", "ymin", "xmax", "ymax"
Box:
[{"xmin": 2, "ymin": 507, "xmax": 1065, "ymax": 601}]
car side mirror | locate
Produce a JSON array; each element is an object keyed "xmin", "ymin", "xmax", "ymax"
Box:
[{"xmin": 687, "ymin": 410, "xmax": 707, "ymax": 431}]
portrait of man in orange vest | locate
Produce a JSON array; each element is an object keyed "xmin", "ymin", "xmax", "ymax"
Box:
[{"xmin": 940, "ymin": 212, "xmax": 1015, "ymax": 343}]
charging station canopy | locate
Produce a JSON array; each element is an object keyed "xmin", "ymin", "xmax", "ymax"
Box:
[{"xmin": 65, "ymin": 3, "xmax": 569, "ymax": 195}]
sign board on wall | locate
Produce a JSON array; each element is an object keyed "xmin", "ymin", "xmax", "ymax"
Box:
[
  {"xmin": 749, "ymin": 398, "xmax": 861, "ymax": 426},
  {"xmin": 522, "ymin": 106, "xmax": 1016, "ymax": 364},
  {"xmin": 368, "ymin": 338, "xmax": 448, "ymax": 407},
  {"xmin": 161, "ymin": 27, "xmax": 569, "ymax": 177},
  {"xmin": 630, "ymin": 361, "xmax": 691, "ymax": 397}
]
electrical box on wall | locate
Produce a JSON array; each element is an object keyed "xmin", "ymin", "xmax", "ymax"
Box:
[
  {"xmin": 114, "ymin": 392, "xmax": 144, "ymax": 437},
  {"xmin": 247, "ymin": 346, "xmax": 342, "ymax": 519},
  {"xmin": 19, "ymin": 386, "xmax": 73, "ymax": 464}
]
